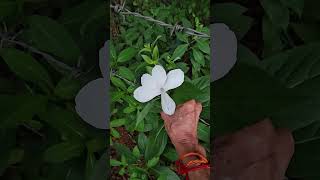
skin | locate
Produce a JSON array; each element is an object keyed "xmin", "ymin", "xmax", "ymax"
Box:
[{"xmin": 160, "ymin": 100, "xmax": 295, "ymax": 180}]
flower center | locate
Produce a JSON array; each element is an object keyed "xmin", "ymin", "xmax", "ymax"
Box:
[{"xmin": 160, "ymin": 88, "xmax": 165, "ymax": 93}]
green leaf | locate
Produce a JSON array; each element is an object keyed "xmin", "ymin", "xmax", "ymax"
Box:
[
  {"xmin": 110, "ymin": 41, "xmax": 117, "ymax": 61},
  {"xmin": 262, "ymin": 15, "xmax": 284, "ymax": 57},
  {"xmin": 280, "ymin": 0, "xmax": 304, "ymax": 16},
  {"xmin": 172, "ymin": 82, "xmax": 204, "ymax": 104},
  {"xmin": 132, "ymin": 146, "xmax": 141, "ymax": 158},
  {"xmin": 85, "ymin": 153, "xmax": 96, "ymax": 180},
  {"xmin": 43, "ymin": 142, "xmax": 84, "ymax": 163},
  {"xmin": 163, "ymin": 148, "xmax": 178, "ymax": 161},
  {"xmin": 27, "ymin": 15, "xmax": 80, "ymax": 64},
  {"xmin": 40, "ymin": 105, "xmax": 88, "ymax": 141},
  {"xmin": 54, "ymin": 77, "xmax": 81, "ymax": 99},
  {"xmin": 89, "ymin": 152, "xmax": 107, "ymax": 180},
  {"xmin": 153, "ymin": 45, "xmax": 159, "ymax": 60},
  {"xmin": 8, "ymin": 149, "xmax": 24, "ymax": 165},
  {"xmin": 136, "ymin": 102, "xmax": 153, "ymax": 127},
  {"xmin": 147, "ymin": 157, "xmax": 159, "ymax": 168},
  {"xmin": 138, "ymin": 133, "xmax": 147, "ymax": 153},
  {"xmin": 118, "ymin": 67, "xmax": 135, "ymax": 81},
  {"xmin": 292, "ymin": 23, "xmax": 320, "ymax": 43},
  {"xmin": 111, "ymin": 77, "xmax": 126, "ymax": 90},
  {"xmin": 260, "ymin": 43, "xmax": 320, "ymax": 88},
  {"xmin": 0, "ymin": 1, "xmax": 17, "ymax": 20},
  {"xmin": 86, "ymin": 138, "xmax": 107, "ymax": 153},
  {"xmin": 196, "ymin": 40, "xmax": 210, "ymax": 54},
  {"xmin": 171, "ymin": 44, "xmax": 188, "ymax": 61},
  {"xmin": 145, "ymin": 127, "xmax": 167, "ymax": 161},
  {"xmin": 113, "ymin": 143, "xmax": 137, "ymax": 164},
  {"xmin": 153, "ymin": 166, "xmax": 180, "ymax": 180},
  {"xmin": 212, "ymin": 3, "xmax": 253, "ymax": 39},
  {"xmin": 198, "ymin": 123, "xmax": 210, "ymax": 143},
  {"xmin": 260, "ymin": 0, "xmax": 289, "ymax": 29},
  {"xmin": 117, "ymin": 48, "xmax": 137, "ymax": 62},
  {"xmin": 110, "ymin": 118, "xmax": 126, "ymax": 128},
  {"xmin": 192, "ymin": 48, "xmax": 205, "ymax": 66},
  {"xmin": 176, "ymin": 32, "xmax": 188, "ymax": 43},
  {"xmin": 111, "ymin": 128, "xmax": 120, "ymax": 138},
  {"xmin": 141, "ymin": 55, "xmax": 154, "ymax": 64},
  {"xmin": 1, "ymin": 48, "xmax": 53, "ymax": 89},
  {"xmin": 110, "ymin": 159, "xmax": 122, "ymax": 167},
  {"xmin": 287, "ymin": 139, "xmax": 320, "ymax": 177}
]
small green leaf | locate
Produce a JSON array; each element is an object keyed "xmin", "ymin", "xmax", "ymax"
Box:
[
  {"xmin": 196, "ymin": 40, "xmax": 210, "ymax": 54},
  {"xmin": 171, "ymin": 44, "xmax": 188, "ymax": 61},
  {"xmin": 136, "ymin": 102, "xmax": 153, "ymax": 127},
  {"xmin": 85, "ymin": 153, "xmax": 96, "ymax": 180},
  {"xmin": 8, "ymin": 149, "xmax": 24, "ymax": 165},
  {"xmin": 110, "ymin": 118, "xmax": 126, "ymax": 128},
  {"xmin": 138, "ymin": 133, "xmax": 147, "ymax": 153},
  {"xmin": 192, "ymin": 48, "xmax": 205, "ymax": 66},
  {"xmin": 132, "ymin": 146, "xmax": 141, "ymax": 158},
  {"xmin": 141, "ymin": 55, "xmax": 155, "ymax": 64},
  {"xmin": 111, "ymin": 77, "xmax": 126, "ymax": 90},
  {"xmin": 111, "ymin": 128, "xmax": 120, "ymax": 138},
  {"xmin": 198, "ymin": 122, "xmax": 210, "ymax": 143},
  {"xmin": 176, "ymin": 32, "xmax": 188, "ymax": 43},
  {"xmin": 147, "ymin": 157, "xmax": 159, "ymax": 168},
  {"xmin": 110, "ymin": 159, "xmax": 123, "ymax": 167},
  {"xmin": 152, "ymin": 45, "xmax": 159, "ymax": 60},
  {"xmin": 110, "ymin": 41, "xmax": 117, "ymax": 61},
  {"xmin": 117, "ymin": 48, "xmax": 137, "ymax": 62},
  {"xmin": 43, "ymin": 142, "xmax": 84, "ymax": 163},
  {"xmin": 145, "ymin": 127, "xmax": 168, "ymax": 160},
  {"xmin": 118, "ymin": 67, "xmax": 135, "ymax": 81}
]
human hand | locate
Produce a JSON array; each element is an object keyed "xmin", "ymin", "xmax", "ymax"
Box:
[
  {"xmin": 160, "ymin": 99, "xmax": 203, "ymax": 157},
  {"xmin": 213, "ymin": 119, "xmax": 294, "ymax": 180}
]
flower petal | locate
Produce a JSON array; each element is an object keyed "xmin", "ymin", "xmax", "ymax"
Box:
[
  {"xmin": 161, "ymin": 91, "xmax": 176, "ymax": 115},
  {"xmin": 163, "ymin": 69, "xmax": 184, "ymax": 91},
  {"xmin": 152, "ymin": 65, "xmax": 167, "ymax": 88},
  {"xmin": 75, "ymin": 78, "xmax": 109, "ymax": 129},
  {"xmin": 211, "ymin": 23, "xmax": 237, "ymax": 82},
  {"xmin": 141, "ymin": 73, "xmax": 157, "ymax": 89},
  {"xmin": 133, "ymin": 86, "xmax": 160, "ymax": 103}
]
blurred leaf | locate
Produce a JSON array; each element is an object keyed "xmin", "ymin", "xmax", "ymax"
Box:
[
  {"xmin": 132, "ymin": 146, "xmax": 141, "ymax": 158},
  {"xmin": 54, "ymin": 77, "xmax": 81, "ymax": 100},
  {"xmin": 280, "ymin": 0, "xmax": 304, "ymax": 16},
  {"xmin": 85, "ymin": 153, "xmax": 96, "ymax": 180},
  {"xmin": 292, "ymin": 23, "xmax": 320, "ymax": 43},
  {"xmin": 44, "ymin": 142, "xmax": 84, "ymax": 163},
  {"xmin": 172, "ymin": 82, "xmax": 204, "ymax": 104},
  {"xmin": 27, "ymin": 15, "xmax": 80, "ymax": 64},
  {"xmin": 110, "ymin": 159, "xmax": 122, "ymax": 167},
  {"xmin": 1, "ymin": 48, "xmax": 53, "ymax": 89},
  {"xmin": 260, "ymin": 0, "xmax": 290, "ymax": 29},
  {"xmin": 147, "ymin": 157, "xmax": 159, "ymax": 168},
  {"xmin": 8, "ymin": 148, "xmax": 24, "ymax": 165},
  {"xmin": 89, "ymin": 152, "xmax": 107, "ymax": 180},
  {"xmin": 196, "ymin": 40, "xmax": 210, "ymax": 55},
  {"xmin": 153, "ymin": 166, "xmax": 180, "ymax": 180},
  {"xmin": 262, "ymin": 16, "xmax": 284, "ymax": 57},
  {"xmin": 212, "ymin": 3, "xmax": 253, "ymax": 39}
]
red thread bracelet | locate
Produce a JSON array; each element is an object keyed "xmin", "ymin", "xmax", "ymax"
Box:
[{"xmin": 175, "ymin": 152, "xmax": 210, "ymax": 180}]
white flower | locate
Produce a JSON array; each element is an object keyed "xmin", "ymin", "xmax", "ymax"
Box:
[{"xmin": 134, "ymin": 65, "xmax": 184, "ymax": 115}]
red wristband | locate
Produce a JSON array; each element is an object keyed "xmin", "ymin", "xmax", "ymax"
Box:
[{"xmin": 175, "ymin": 152, "xmax": 210, "ymax": 180}]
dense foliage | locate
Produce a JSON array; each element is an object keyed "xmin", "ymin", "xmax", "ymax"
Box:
[
  {"xmin": 110, "ymin": 0, "xmax": 210, "ymax": 179},
  {"xmin": 0, "ymin": 0, "xmax": 107, "ymax": 180},
  {"xmin": 213, "ymin": 0, "xmax": 320, "ymax": 179}
]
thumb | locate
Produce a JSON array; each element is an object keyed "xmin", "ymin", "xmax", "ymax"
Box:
[{"xmin": 160, "ymin": 111, "xmax": 171, "ymax": 123}]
